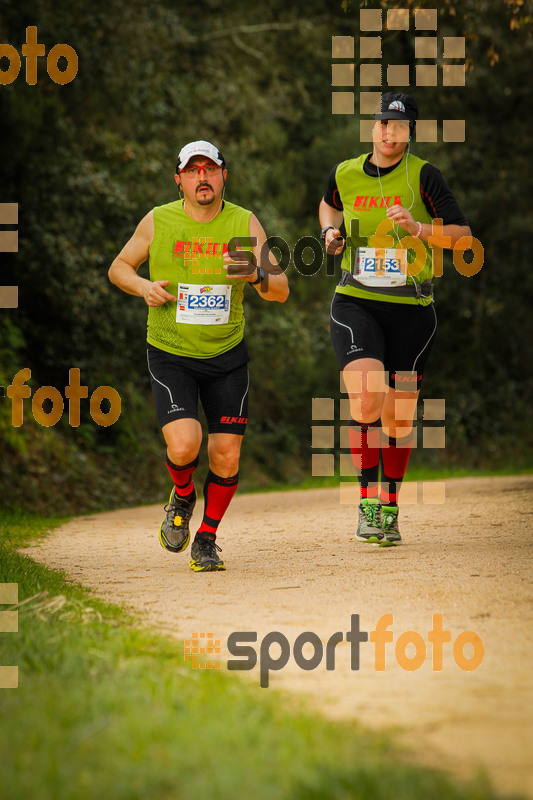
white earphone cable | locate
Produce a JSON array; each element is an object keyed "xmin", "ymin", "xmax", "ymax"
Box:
[{"xmin": 373, "ymin": 125, "xmax": 415, "ymax": 245}]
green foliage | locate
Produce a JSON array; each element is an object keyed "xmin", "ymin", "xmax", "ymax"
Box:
[{"xmin": 0, "ymin": 0, "xmax": 532, "ymax": 513}]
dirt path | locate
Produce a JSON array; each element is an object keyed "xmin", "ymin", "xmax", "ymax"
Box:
[{"xmin": 22, "ymin": 475, "xmax": 533, "ymax": 798}]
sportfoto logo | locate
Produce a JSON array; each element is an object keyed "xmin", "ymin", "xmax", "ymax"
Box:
[
  {"xmin": 0, "ymin": 27, "xmax": 78, "ymax": 86},
  {"xmin": 3, "ymin": 368, "xmax": 121, "ymax": 427},
  {"xmin": 187, "ymin": 613, "xmax": 484, "ymax": 688},
  {"xmin": 332, "ymin": 8, "xmax": 467, "ymax": 143}
]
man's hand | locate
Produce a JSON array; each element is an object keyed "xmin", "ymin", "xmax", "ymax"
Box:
[
  {"xmin": 142, "ymin": 280, "xmax": 176, "ymax": 307},
  {"xmin": 324, "ymin": 228, "xmax": 345, "ymax": 255},
  {"xmin": 223, "ymin": 240, "xmax": 257, "ymax": 281}
]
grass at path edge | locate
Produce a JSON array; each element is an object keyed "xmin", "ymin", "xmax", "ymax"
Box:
[{"xmin": 0, "ymin": 512, "xmax": 519, "ymax": 800}]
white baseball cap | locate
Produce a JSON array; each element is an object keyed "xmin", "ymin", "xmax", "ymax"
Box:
[{"xmin": 177, "ymin": 140, "xmax": 225, "ymax": 169}]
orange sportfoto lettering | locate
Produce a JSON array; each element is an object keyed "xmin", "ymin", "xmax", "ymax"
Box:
[
  {"xmin": 5, "ymin": 368, "xmax": 120, "ymax": 427},
  {"xmin": 0, "ymin": 26, "xmax": 78, "ymax": 85}
]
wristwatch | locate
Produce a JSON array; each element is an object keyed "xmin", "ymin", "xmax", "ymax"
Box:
[
  {"xmin": 250, "ymin": 267, "xmax": 266, "ymax": 285},
  {"xmin": 321, "ymin": 226, "xmax": 334, "ymax": 240}
]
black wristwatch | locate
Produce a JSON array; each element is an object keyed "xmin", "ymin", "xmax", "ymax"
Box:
[
  {"xmin": 250, "ymin": 267, "xmax": 266, "ymax": 285},
  {"xmin": 321, "ymin": 226, "xmax": 334, "ymax": 240}
]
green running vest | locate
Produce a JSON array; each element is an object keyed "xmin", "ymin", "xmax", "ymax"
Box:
[
  {"xmin": 147, "ymin": 200, "xmax": 252, "ymax": 358},
  {"xmin": 335, "ymin": 153, "xmax": 434, "ymax": 306}
]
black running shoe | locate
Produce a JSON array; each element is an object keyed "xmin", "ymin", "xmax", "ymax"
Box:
[
  {"xmin": 189, "ymin": 534, "xmax": 226, "ymax": 572},
  {"xmin": 159, "ymin": 487, "xmax": 196, "ymax": 553}
]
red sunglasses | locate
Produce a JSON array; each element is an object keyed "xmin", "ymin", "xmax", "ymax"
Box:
[{"xmin": 179, "ymin": 164, "xmax": 222, "ymax": 176}]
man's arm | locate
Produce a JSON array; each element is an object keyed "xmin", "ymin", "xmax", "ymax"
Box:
[
  {"xmin": 223, "ymin": 214, "xmax": 289, "ymax": 303},
  {"xmin": 108, "ymin": 210, "xmax": 176, "ymax": 306}
]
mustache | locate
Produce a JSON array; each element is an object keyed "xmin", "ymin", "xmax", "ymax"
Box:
[{"xmin": 197, "ymin": 182, "xmax": 213, "ymax": 192}]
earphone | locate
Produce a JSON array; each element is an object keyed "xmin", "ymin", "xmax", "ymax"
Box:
[
  {"xmin": 372, "ymin": 123, "xmax": 415, "ymax": 244},
  {"xmin": 370, "ymin": 121, "xmax": 424, "ymax": 295}
]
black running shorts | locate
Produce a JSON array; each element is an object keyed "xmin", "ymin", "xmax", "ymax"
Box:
[
  {"xmin": 330, "ymin": 292, "xmax": 437, "ymax": 391},
  {"xmin": 146, "ymin": 340, "xmax": 250, "ymax": 434}
]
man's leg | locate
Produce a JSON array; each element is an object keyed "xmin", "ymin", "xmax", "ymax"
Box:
[
  {"xmin": 190, "ymin": 433, "xmax": 243, "ymax": 572},
  {"xmin": 159, "ymin": 418, "xmax": 202, "ymax": 553},
  {"xmin": 163, "ymin": 417, "xmax": 202, "ymax": 495},
  {"xmin": 199, "ymin": 433, "xmax": 242, "ymax": 534},
  {"xmin": 188, "ymin": 360, "xmax": 248, "ymax": 572},
  {"xmin": 146, "ymin": 344, "xmax": 203, "ymax": 553}
]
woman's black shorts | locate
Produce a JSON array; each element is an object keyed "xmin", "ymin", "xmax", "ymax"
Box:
[{"xmin": 330, "ymin": 292, "xmax": 437, "ymax": 391}]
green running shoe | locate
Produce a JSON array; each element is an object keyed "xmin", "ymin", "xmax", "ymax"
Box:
[
  {"xmin": 190, "ymin": 534, "xmax": 226, "ymax": 572},
  {"xmin": 159, "ymin": 486, "xmax": 196, "ymax": 553},
  {"xmin": 355, "ymin": 499, "xmax": 382, "ymax": 543},
  {"xmin": 379, "ymin": 505, "xmax": 402, "ymax": 547}
]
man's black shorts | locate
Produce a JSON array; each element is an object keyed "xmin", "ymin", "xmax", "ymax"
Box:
[
  {"xmin": 330, "ymin": 293, "xmax": 437, "ymax": 391},
  {"xmin": 146, "ymin": 340, "xmax": 250, "ymax": 435}
]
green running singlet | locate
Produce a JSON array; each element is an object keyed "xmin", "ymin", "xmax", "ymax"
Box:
[
  {"xmin": 147, "ymin": 200, "xmax": 253, "ymax": 358},
  {"xmin": 335, "ymin": 152, "xmax": 434, "ymax": 306}
]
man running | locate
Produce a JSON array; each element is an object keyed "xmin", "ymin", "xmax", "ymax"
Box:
[
  {"xmin": 319, "ymin": 93, "xmax": 471, "ymax": 546},
  {"xmin": 109, "ymin": 140, "xmax": 289, "ymax": 571}
]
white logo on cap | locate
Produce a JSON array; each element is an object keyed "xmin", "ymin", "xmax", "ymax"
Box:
[{"xmin": 388, "ymin": 100, "xmax": 406, "ymax": 113}]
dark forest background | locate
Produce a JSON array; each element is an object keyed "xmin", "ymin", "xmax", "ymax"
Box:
[{"xmin": 0, "ymin": 0, "xmax": 531, "ymax": 514}]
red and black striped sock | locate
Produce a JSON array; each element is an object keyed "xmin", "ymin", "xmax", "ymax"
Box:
[
  {"xmin": 380, "ymin": 431, "xmax": 414, "ymax": 505},
  {"xmin": 165, "ymin": 454, "xmax": 199, "ymax": 499},
  {"xmin": 196, "ymin": 470, "xmax": 239, "ymax": 538},
  {"xmin": 348, "ymin": 419, "xmax": 381, "ymax": 501}
]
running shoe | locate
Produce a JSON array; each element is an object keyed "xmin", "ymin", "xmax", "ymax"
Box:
[
  {"xmin": 159, "ymin": 486, "xmax": 196, "ymax": 553},
  {"xmin": 355, "ymin": 499, "xmax": 382, "ymax": 543},
  {"xmin": 189, "ymin": 534, "xmax": 226, "ymax": 572},
  {"xmin": 379, "ymin": 505, "xmax": 402, "ymax": 546}
]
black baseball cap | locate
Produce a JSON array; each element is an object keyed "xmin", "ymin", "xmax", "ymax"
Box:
[{"xmin": 374, "ymin": 92, "xmax": 418, "ymax": 129}]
